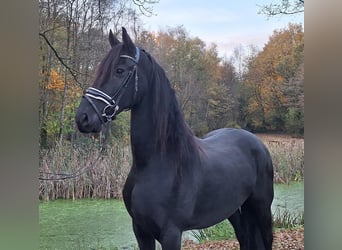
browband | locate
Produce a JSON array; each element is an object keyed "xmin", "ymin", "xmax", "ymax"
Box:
[{"xmin": 120, "ymin": 47, "xmax": 140, "ymax": 63}]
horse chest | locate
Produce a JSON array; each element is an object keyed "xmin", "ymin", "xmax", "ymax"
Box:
[{"xmin": 124, "ymin": 169, "xmax": 177, "ymax": 224}]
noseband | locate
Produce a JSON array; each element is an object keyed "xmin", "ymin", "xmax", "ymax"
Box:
[{"xmin": 83, "ymin": 47, "xmax": 140, "ymax": 123}]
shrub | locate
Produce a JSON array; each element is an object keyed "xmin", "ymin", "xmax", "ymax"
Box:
[{"xmin": 284, "ymin": 107, "xmax": 304, "ymax": 136}]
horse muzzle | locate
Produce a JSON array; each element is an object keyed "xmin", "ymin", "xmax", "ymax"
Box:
[{"xmin": 75, "ymin": 101, "xmax": 103, "ymax": 134}]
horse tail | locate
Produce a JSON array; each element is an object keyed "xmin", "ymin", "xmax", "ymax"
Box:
[{"xmin": 251, "ymin": 141, "xmax": 274, "ymax": 249}]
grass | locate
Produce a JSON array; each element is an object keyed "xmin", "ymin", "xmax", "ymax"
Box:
[
  {"xmin": 40, "ymin": 134, "xmax": 304, "ymax": 200},
  {"xmin": 39, "ymin": 139, "xmax": 132, "ymax": 200},
  {"xmin": 272, "ymin": 208, "xmax": 304, "ymax": 229},
  {"xmin": 257, "ymin": 134, "xmax": 304, "ymax": 184},
  {"xmin": 192, "ymin": 221, "xmax": 235, "ymax": 242}
]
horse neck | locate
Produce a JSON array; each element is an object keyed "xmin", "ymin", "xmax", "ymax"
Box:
[
  {"xmin": 130, "ymin": 96, "xmax": 156, "ymax": 167},
  {"xmin": 130, "ymin": 84, "xmax": 199, "ymax": 171}
]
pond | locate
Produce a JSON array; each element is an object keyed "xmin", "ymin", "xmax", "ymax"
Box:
[
  {"xmin": 272, "ymin": 181, "xmax": 304, "ymax": 216},
  {"xmin": 39, "ymin": 181, "xmax": 303, "ymax": 249},
  {"xmin": 39, "ymin": 199, "xmax": 136, "ymax": 249}
]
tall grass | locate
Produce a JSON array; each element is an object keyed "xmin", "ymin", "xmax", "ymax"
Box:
[
  {"xmin": 39, "ymin": 139, "xmax": 131, "ymax": 201},
  {"xmin": 40, "ymin": 134, "xmax": 304, "ymax": 200},
  {"xmin": 258, "ymin": 134, "xmax": 304, "ymax": 184},
  {"xmin": 272, "ymin": 208, "xmax": 304, "ymax": 229}
]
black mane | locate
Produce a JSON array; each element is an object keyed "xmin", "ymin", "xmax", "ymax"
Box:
[
  {"xmin": 95, "ymin": 46, "xmax": 201, "ymax": 173},
  {"xmin": 148, "ymin": 54, "xmax": 201, "ymax": 173}
]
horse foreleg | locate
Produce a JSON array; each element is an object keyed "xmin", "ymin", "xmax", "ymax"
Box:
[
  {"xmin": 159, "ymin": 224, "xmax": 182, "ymax": 250},
  {"xmin": 133, "ymin": 222, "xmax": 156, "ymax": 250},
  {"xmin": 228, "ymin": 210, "xmax": 248, "ymax": 250}
]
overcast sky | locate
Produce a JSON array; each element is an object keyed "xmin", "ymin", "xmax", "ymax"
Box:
[{"xmin": 140, "ymin": 0, "xmax": 304, "ymax": 58}]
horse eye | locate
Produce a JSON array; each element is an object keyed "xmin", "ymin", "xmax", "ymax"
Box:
[{"xmin": 116, "ymin": 68, "xmax": 125, "ymax": 74}]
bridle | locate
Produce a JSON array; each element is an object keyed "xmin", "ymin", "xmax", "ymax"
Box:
[
  {"xmin": 39, "ymin": 48, "xmax": 141, "ymax": 181},
  {"xmin": 83, "ymin": 47, "xmax": 140, "ymax": 123}
]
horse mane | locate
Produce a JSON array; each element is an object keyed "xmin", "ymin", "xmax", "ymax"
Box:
[
  {"xmin": 95, "ymin": 47, "xmax": 201, "ymax": 174},
  {"xmin": 147, "ymin": 54, "xmax": 202, "ymax": 173}
]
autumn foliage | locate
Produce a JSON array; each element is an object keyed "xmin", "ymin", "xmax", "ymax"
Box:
[
  {"xmin": 39, "ymin": 2, "xmax": 304, "ymax": 200},
  {"xmin": 135, "ymin": 24, "xmax": 304, "ymax": 136},
  {"xmin": 39, "ymin": 0, "xmax": 304, "ymax": 147},
  {"xmin": 241, "ymin": 24, "xmax": 304, "ymax": 133}
]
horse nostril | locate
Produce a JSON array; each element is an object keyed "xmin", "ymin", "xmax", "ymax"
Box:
[
  {"xmin": 81, "ymin": 113, "xmax": 87, "ymax": 122},
  {"xmin": 80, "ymin": 113, "xmax": 88, "ymax": 125},
  {"xmin": 76, "ymin": 112, "xmax": 89, "ymax": 127}
]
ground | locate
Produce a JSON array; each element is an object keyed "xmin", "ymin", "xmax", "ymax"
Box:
[{"xmin": 182, "ymin": 227, "xmax": 304, "ymax": 250}]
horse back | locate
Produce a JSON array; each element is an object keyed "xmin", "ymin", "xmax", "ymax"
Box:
[{"xmin": 184, "ymin": 128, "xmax": 273, "ymax": 228}]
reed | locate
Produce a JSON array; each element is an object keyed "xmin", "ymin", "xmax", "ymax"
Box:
[
  {"xmin": 39, "ymin": 139, "xmax": 132, "ymax": 201},
  {"xmin": 258, "ymin": 134, "xmax": 304, "ymax": 184},
  {"xmin": 272, "ymin": 207, "xmax": 304, "ymax": 229},
  {"xmin": 39, "ymin": 134, "xmax": 304, "ymax": 200}
]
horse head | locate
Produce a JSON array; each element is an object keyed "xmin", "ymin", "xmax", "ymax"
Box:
[{"xmin": 75, "ymin": 27, "xmax": 151, "ymax": 133}]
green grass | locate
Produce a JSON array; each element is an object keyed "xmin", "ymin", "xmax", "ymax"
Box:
[{"xmin": 192, "ymin": 221, "xmax": 235, "ymax": 242}]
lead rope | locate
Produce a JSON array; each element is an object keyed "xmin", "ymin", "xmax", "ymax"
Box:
[{"xmin": 38, "ymin": 128, "xmax": 110, "ymax": 181}]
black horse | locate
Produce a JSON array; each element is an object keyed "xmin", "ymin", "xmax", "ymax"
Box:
[{"xmin": 76, "ymin": 28, "xmax": 274, "ymax": 250}]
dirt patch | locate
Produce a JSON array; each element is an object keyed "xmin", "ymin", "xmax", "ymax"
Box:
[{"xmin": 182, "ymin": 227, "xmax": 304, "ymax": 249}]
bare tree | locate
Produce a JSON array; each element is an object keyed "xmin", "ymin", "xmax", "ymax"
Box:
[
  {"xmin": 258, "ymin": 0, "xmax": 304, "ymax": 17},
  {"xmin": 39, "ymin": 0, "xmax": 156, "ymax": 146},
  {"xmin": 132, "ymin": 0, "xmax": 159, "ymax": 17}
]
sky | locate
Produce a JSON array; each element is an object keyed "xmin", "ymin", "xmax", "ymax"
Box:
[{"xmin": 140, "ymin": 0, "xmax": 304, "ymax": 58}]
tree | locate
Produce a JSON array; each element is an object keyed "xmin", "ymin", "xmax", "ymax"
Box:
[
  {"xmin": 242, "ymin": 23, "xmax": 304, "ymax": 133},
  {"xmin": 258, "ymin": 0, "xmax": 304, "ymax": 17},
  {"xmin": 132, "ymin": 0, "xmax": 159, "ymax": 16},
  {"xmin": 137, "ymin": 27, "xmax": 239, "ymax": 135},
  {"xmin": 38, "ymin": 0, "xmax": 156, "ymax": 147}
]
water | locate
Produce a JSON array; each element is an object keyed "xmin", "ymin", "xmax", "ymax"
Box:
[
  {"xmin": 39, "ymin": 199, "xmax": 136, "ymax": 249},
  {"xmin": 272, "ymin": 181, "xmax": 304, "ymax": 216},
  {"xmin": 39, "ymin": 182, "xmax": 304, "ymax": 249}
]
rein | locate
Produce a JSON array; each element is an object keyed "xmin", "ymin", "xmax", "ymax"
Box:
[
  {"xmin": 39, "ymin": 129, "xmax": 110, "ymax": 181},
  {"xmin": 38, "ymin": 147, "xmax": 104, "ymax": 181},
  {"xmin": 83, "ymin": 47, "xmax": 140, "ymax": 123}
]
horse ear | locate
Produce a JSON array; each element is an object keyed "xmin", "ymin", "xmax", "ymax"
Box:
[
  {"xmin": 109, "ymin": 29, "xmax": 120, "ymax": 48},
  {"xmin": 122, "ymin": 27, "xmax": 135, "ymax": 54}
]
